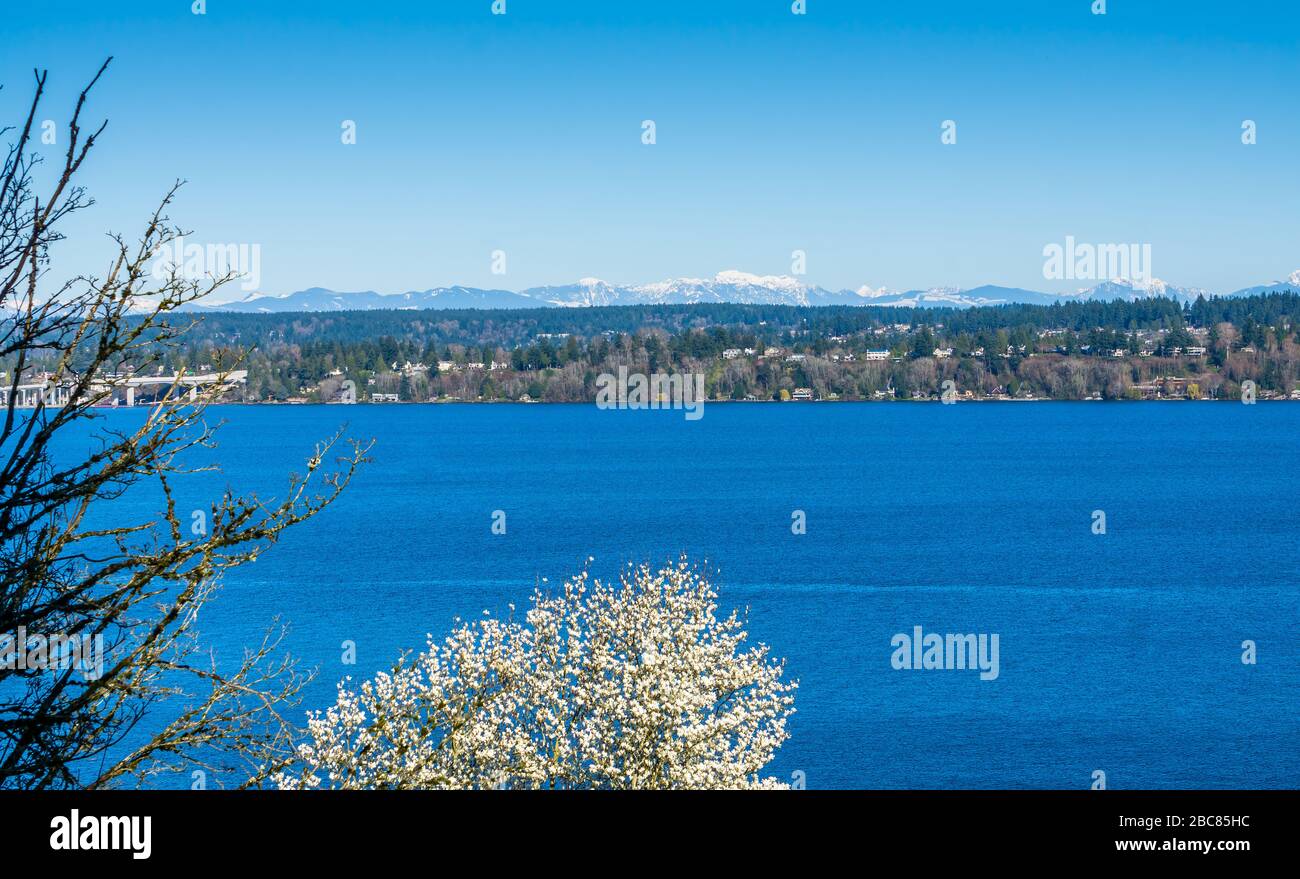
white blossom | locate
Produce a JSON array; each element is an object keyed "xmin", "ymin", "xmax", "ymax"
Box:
[{"xmin": 275, "ymin": 559, "xmax": 797, "ymax": 789}]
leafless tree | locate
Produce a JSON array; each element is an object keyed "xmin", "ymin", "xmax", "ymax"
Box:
[{"xmin": 0, "ymin": 60, "xmax": 369, "ymax": 789}]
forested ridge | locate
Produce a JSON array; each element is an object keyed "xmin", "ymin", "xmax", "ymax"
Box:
[{"xmin": 14, "ymin": 293, "xmax": 1300, "ymax": 403}]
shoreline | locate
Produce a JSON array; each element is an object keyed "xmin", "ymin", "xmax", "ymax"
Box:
[{"xmin": 94, "ymin": 396, "xmax": 1292, "ymax": 408}]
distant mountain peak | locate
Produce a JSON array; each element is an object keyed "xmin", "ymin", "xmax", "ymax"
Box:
[
  {"xmin": 189, "ymin": 269, "xmax": 1293, "ymax": 314},
  {"xmin": 1069, "ymin": 277, "xmax": 1213, "ymax": 302},
  {"xmin": 712, "ymin": 269, "xmax": 806, "ymax": 292}
]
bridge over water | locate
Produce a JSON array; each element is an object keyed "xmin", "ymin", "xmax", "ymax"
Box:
[{"xmin": 1, "ymin": 371, "xmax": 248, "ymax": 409}]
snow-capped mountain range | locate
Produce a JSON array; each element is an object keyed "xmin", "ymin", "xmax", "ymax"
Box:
[{"xmin": 191, "ymin": 270, "xmax": 1300, "ymax": 313}]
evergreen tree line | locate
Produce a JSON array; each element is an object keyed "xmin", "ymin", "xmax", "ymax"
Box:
[{"xmin": 7, "ymin": 293, "xmax": 1300, "ymax": 402}]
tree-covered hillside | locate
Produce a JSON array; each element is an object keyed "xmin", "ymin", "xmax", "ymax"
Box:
[{"xmin": 12, "ymin": 294, "xmax": 1300, "ymax": 403}]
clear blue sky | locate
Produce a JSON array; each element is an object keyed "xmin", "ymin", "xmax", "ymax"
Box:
[{"xmin": 4, "ymin": 0, "xmax": 1297, "ymax": 298}]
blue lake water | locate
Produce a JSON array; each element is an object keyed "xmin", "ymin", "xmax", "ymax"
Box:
[{"xmin": 69, "ymin": 402, "xmax": 1300, "ymax": 788}]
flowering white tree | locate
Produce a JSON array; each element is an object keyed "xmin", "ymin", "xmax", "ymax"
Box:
[{"xmin": 276, "ymin": 559, "xmax": 797, "ymax": 789}]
